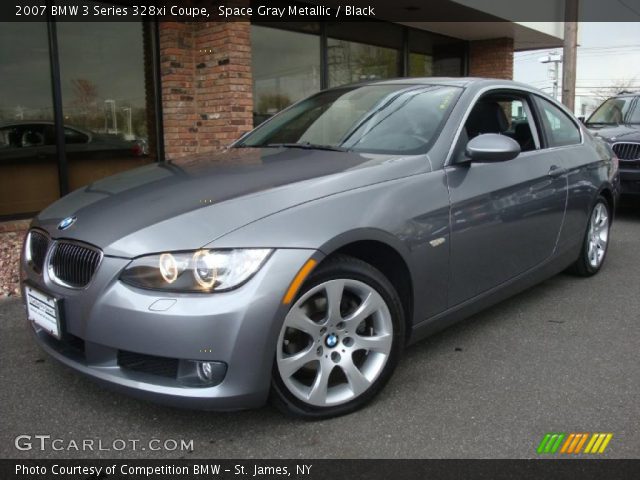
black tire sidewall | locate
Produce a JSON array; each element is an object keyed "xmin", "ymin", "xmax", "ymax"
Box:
[
  {"xmin": 271, "ymin": 255, "xmax": 405, "ymax": 420},
  {"xmin": 580, "ymin": 196, "xmax": 611, "ymax": 275}
]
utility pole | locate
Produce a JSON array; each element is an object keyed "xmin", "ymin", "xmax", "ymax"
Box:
[
  {"xmin": 539, "ymin": 53, "xmax": 563, "ymax": 102},
  {"xmin": 562, "ymin": 0, "xmax": 579, "ymax": 112}
]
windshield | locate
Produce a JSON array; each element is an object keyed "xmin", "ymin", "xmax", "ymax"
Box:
[
  {"xmin": 237, "ymin": 84, "xmax": 462, "ymax": 154},
  {"xmin": 587, "ymin": 96, "xmax": 640, "ymax": 125}
]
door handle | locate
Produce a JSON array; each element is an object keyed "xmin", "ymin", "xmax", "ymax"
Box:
[{"xmin": 548, "ymin": 165, "xmax": 567, "ymax": 178}]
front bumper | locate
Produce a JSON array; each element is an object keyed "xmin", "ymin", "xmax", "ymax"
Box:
[
  {"xmin": 620, "ymin": 167, "xmax": 640, "ymax": 195},
  {"xmin": 22, "ymin": 247, "xmax": 318, "ymax": 410}
]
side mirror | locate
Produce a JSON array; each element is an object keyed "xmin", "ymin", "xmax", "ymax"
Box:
[
  {"xmin": 578, "ymin": 116, "xmax": 586, "ymax": 124},
  {"xmin": 465, "ymin": 133, "xmax": 521, "ymax": 163}
]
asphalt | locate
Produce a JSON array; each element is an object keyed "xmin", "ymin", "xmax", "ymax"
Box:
[{"xmin": 1, "ymin": 203, "xmax": 639, "ymax": 460}]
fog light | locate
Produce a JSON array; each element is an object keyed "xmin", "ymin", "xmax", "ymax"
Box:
[
  {"xmin": 179, "ymin": 360, "xmax": 227, "ymax": 387},
  {"xmin": 197, "ymin": 361, "xmax": 215, "ymax": 382}
]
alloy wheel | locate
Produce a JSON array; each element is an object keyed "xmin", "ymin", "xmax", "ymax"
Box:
[
  {"xmin": 587, "ymin": 202, "xmax": 609, "ymax": 269},
  {"xmin": 276, "ymin": 279, "xmax": 393, "ymax": 407}
]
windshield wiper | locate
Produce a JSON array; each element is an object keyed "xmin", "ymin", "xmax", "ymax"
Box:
[{"xmin": 262, "ymin": 142, "xmax": 349, "ymax": 152}]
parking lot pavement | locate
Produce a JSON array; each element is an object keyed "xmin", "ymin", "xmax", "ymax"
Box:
[{"xmin": 1, "ymin": 205, "xmax": 639, "ymax": 460}]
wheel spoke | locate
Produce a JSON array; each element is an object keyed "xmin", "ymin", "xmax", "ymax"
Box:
[
  {"xmin": 341, "ymin": 359, "xmax": 372, "ymax": 397},
  {"xmin": 343, "ymin": 290, "xmax": 384, "ymax": 329},
  {"xmin": 324, "ymin": 280, "xmax": 345, "ymax": 322},
  {"xmin": 307, "ymin": 362, "xmax": 332, "ymax": 404},
  {"xmin": 279, "ymin": 346, "xmax": 316, "ymax": 378},
  {"xmin": 278, "ymin": 277, "xmax": 394, "ymax": 408},
  {"xmin": 589, "ymin": 244, "xmax": 598, "ymax": 265},
  {"xmin": 352, "ymin": 332, "xmax": 393, "ymax": 354},
  {"xmin": 286, "ymin": 308, "xmax": 321, "ymax": 337}
]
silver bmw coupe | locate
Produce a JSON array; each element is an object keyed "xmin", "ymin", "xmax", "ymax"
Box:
[{"xmin": 21, "ymin": 78, "xmax": 619, "ymax": 418}]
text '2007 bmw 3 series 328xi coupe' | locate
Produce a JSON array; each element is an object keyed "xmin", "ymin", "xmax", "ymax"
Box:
[{"xmin": 21, "ymin": 78, "xmax": 619, "ymax": 419}]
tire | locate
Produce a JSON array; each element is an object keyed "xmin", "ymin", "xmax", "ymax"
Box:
[
  {"xmin": 271, "ymin": 254, "xmax": 405, "ymax": 419},
  {"xmin": 568, "ymin": 196, "xmax": 611, "ymax": 277}
]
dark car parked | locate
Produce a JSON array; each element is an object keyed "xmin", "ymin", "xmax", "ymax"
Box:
[
  {"xmin": 0, "ymin": 122, "xmax": 147, "ymax": 160},
  {"xmin": 585, "ymin": 92, "xmax": 640, "ymax": 195},
  {"xmin": 0, "ymin": 122, "xmax": 149, "ymax": 216}
]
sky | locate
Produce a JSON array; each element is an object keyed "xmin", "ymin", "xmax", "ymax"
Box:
[{"xmin": 514, "ymin": 22, "xmax": 640, "ymax": 108}]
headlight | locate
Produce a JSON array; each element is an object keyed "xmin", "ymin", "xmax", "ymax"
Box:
[{"xmin": 120, "ymin": 249, "xmax": 273, "ymax": 292}]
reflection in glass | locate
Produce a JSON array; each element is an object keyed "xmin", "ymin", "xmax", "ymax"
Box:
[
  {"xmin": 56, "ymin": 20, "xmax": 153, "ymax": 192},
  {"xmin": 409, "ymin": 29, "xmax": 464, "ymax": 77},
  {"xmin": 239, "ymin": 84, "xmax": 461, "ymax": 155},
  {"xmin": 0, "ymin": 23, "xmax": 59, "ymax": 216},
  {"xmin": 252, "ymin": 25, "xmax": 321, "ymax": 126},
  {"xmin": 409, "ymin": 52, "xmax": 434, "ymax": 77},
  {"xmin": 327, "ymin": 38, "xmax": 400, "ymax": 87}
]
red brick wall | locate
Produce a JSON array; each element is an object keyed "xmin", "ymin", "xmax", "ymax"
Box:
[
  {"xmin": 468, "ymin": 38, "xmax": 514, "ymax": 79},
  {"xmin": 159, "ymin": 21, "xmax": 253, "ymax": 160}
]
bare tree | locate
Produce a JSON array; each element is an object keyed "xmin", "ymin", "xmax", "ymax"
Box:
[
  {"xmin": 70, "ymin": 79, "xmax": 99, "ymax": 120},
  {"xmin": 589, "ymin": 77, "xmax": 638, "ymax": 102}
]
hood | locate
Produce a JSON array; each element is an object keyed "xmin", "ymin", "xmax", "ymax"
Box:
[
  {"xmin": 586, "ymin": 123, "xmax": 640, "ymax": 143},
  {"xmin": 35, "ymin": 147, "xmax": 428, "ymax": 257}
]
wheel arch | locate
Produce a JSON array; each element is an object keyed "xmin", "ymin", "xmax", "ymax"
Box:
[
  {"xmin": 318, "ymin": 230, "xmax": 415, "ymax": 342},
  {"xmin": 598, "ymin": 186, "xmax": 615, "ymax": 213}
]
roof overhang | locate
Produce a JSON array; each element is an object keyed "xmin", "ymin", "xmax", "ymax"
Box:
[
  {"xmin": 310, "ymin": 0, "xmax": 564, "ymax": 51},
  {"xmin": 400, "ymin": 22, "xmax": 564, "ymax": 51}
]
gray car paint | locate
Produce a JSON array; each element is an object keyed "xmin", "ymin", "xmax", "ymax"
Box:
[{"xmin": 22, "ymin": 78, "xmax": 619, "ymax": 410}]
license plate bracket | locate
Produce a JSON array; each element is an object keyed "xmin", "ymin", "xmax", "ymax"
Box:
[{"xmin": 25, "ymin": 285, "xmax": 62, "ymax": 340}]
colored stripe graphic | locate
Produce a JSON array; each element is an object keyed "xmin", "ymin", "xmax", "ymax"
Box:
[
  {"xmin": 584, "ymin": 433, "xmax": 613, "ymax": 454},
  {"xmin": 538, "ymin": 433, "xmax": 613, "ymax": 454},
  {"xmin": 537, "ymin": 433, "xmax": 565, "ymax": 454}
]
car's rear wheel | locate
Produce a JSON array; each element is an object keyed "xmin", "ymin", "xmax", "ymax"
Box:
[
  {"xmin": 569, "ymin": 196, "xmax": 611, "ymax": 276},
  {"xmin": 271, "ymin": 255, "xmax": 404, "ymax": 419}
]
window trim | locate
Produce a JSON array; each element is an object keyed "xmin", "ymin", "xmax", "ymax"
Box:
[
  {"xmin": 532, "ymin": 94, "xmax": 584, "ymax": 150},
  {"xmin": 450, "ymin": 89, "xmax": 543, "ymax": 163},
  {"xmin": 445, "ymin": 85, "xmax": 584, "ymax": 167}
]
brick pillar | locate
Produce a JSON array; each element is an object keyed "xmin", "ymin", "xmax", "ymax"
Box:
[
  {"xmin": 468, "ymin": 38, "xmax": 514, "ymax": 79},
  {"xmin": 159, "ymin": 22, "xmax": 198, "ymax": 159},
  {"xmin": 159, "ymin": 21, "xmax": 253, "ymax": 160}
]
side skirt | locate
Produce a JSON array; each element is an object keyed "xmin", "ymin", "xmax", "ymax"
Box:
[{"xmin": 408, "ymin": 242, "xmax": 581, "ymax": 345}]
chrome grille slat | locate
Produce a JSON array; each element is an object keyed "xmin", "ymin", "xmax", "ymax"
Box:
[
  {"xmin": 49, "ymin": 240, "xmax": 102, "ymax": 289},
  {"xmin": 613, "ymin": 142, "xmax": 640, "ymax": 161}
]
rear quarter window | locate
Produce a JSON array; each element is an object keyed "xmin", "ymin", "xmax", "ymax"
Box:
[{"xmin": 535, "ymin": 97, "xmax": 581, "ymax": 148}]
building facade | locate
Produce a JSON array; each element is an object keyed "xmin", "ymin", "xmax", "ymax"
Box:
[{"xmin": 0, "ymin": 12, "xmax": 562, "ymax": 219}]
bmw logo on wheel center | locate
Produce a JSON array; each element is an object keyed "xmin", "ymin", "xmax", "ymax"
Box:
[
  {"xmin": 57, "ymin": 216, "xmax": 77, "ymax": 230},
  {"xmin": 325, "ymin": 333, "xmax": 339, "ymax": 348}
]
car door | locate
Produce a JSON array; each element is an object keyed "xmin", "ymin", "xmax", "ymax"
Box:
[{"xmin": 444, "ymin": 90, "xmax": 568, "ymax": 306}]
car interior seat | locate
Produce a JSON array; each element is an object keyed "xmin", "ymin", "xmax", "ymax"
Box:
[
  {"xmin": 465, "ymin": 101, "xmax": 509, "ymax": 138},
  {"xmin": 514, "ymin": 122, "xmax": 534, "ymax": 151}
]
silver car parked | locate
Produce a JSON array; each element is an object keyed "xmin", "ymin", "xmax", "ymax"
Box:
[{"xmin": 21, "ymin": 78, "xmax": 619, "ymax": 418}]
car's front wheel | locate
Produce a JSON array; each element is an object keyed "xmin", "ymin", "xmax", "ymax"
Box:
[
  {"xmin": 569, "ymin": 196, "xmax": 611, "ymax": 276},
  {"xmin": 271, "ymin": 255, "xmax": 404, "ymax": 419}
]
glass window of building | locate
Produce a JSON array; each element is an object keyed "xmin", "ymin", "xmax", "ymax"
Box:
[
  {"xmin": 56, "ymin": 20, "xmax": 155, "ymax": 192},
  {"xmin": 251, "ymin": 25, "xmax": 321, "ymax": 126},
  {"xmin": 0, "ymin": 23, "xmax": 59, "ymax": 217},
  {"xmin": 327, "ymin": 23, "xmax": 403, "ymax": 88},
  {"xmin": 409, "ymin": 29, "xmax": 465, "ymax": 77}
]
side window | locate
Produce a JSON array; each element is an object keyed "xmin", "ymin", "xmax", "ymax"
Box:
[
  {"xmin": 455, "ymin": 91, "xmax": 538, "ymax": 162},
  {"xmin": 20, "ymin": 125, "xmax": 46, "ymax": 148},
  {"xmin": 0, "ymin": 127, "xmax": 19, "ymax": 148},
  {"xmin": 64, "ymin": 128, "xmax": 89, "ymax": 144},
  {"xmin": 535, "ymin": 97, "xmax": 581, "ymax": 148}
]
